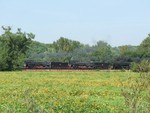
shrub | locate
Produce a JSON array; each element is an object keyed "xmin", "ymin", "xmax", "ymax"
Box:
[
  {"xmin": 121, "ymin": 72, "xmax": 150, "ymax": 113},
  {"xmin": 131, "ymin": 60, "xmax": 150, "ymax": 72}
]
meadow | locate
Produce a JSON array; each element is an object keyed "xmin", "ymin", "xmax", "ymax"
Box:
[{"xmin": 0, "ymin": 71, "xmax": 149, "ymax": 113}]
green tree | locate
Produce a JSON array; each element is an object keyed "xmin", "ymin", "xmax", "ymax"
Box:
[
  {"xmin": 138, "ymin": 34, "xmax": 150, "ymax": 58},
  {"xmin": 52, "ymin": 37, "xmax": 83, "ymax": 52},
  {"xmin": 0, "ymin": 42, "xmax": 7, "ymax": 70},
  {"xmin": 0, "ymin": 26, "xmax": 34, "ymax": 71},
  {"xmin": 119, "ymin": 45, "xmax": 129, "ymax": 56},
  {"xmin": 118, "ymin": 45, "xmax": 137, "ymax": 56},
  {"xmin": 93, "ymin": 41, "xmax": 112, "ymax": 63}
]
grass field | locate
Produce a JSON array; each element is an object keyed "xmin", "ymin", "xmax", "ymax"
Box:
[{"xmin": 0, "ymin": 71, "xmax": 148, "ymax": 113}]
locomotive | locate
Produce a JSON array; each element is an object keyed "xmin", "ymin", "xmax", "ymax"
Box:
[{"xmin": 24, "ymin": 60, "xmax": 130, "ymax": 70}]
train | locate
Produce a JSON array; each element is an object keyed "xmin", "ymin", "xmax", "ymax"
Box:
[{"xmin": 24, "ymin": 60, "xmax": 131, "ymax": 70}]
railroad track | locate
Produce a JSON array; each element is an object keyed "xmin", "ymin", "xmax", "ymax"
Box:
[{"xmin": 23, "ymin": 68, "xmax": 121, "ymax": 72}]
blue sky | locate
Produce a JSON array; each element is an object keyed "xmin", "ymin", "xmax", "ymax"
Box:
[{"xmin": 0, "ymin": 0, "xmax": 150, "ymax": 46}]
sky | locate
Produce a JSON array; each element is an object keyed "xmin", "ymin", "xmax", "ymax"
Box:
[{"xmin": 0, "ymin": 0, "xmax": 150, "ymax": 47}]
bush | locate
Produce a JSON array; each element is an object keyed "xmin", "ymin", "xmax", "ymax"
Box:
[
  {"xmin": 121, "ymin": 72, "xmax": 150, "ymax": 113},
  {"xmin": 131, "ymin": 60, "xmax": 150, "ymax": 72}
]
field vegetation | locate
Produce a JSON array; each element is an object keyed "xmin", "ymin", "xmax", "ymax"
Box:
[{"xmin": 0, "ymin": 71, "xmax": 149, "ymax": 113}]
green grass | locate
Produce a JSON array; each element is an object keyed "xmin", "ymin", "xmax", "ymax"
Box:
[{"xmin": 0, "ymin": 71, "xmax": 140, "ymax": 113}]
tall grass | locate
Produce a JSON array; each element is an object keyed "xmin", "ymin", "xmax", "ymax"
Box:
[{"xmin": 0, "ymin": 71, "xmax": 148, "ymax": 112}]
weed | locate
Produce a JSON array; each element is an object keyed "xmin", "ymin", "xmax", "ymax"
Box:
[{"xmin": 121, "ymin": 72, "xmax": 150, "ymax": 113}]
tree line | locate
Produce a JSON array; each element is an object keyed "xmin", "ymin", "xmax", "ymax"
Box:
[{"xmin": 0, "ymin": 26, "xmax": 150, "ymax": 71}]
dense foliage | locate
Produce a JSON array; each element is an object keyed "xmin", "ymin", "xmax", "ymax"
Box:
[
  {"xmin": 28, "ymin": 40, "xmax": 137, "ymax": 63},
  {"xmin": 131, "ymin": 60, "xmax": 150, "ymax": 72},
  {"xmin": 138, "ymin": 34, "xmax": 150, "ymax": 58},
  {"xmin": 0, "ymin": 27, "xmax": 34, "ymax": 71},
  {"xmin": 0, "ymin": 26, "xmax": 150, "ymax": 71}
]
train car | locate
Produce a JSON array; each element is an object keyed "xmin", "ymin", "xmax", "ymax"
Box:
[
  {"xmin": 70, "ymin": 62, "xmax": 95, "ymax": 69},
  {"xmin": 24, "ymin": 60, "xmax": 51, "ymax": 69},
  {"xmin": 93, "ymin": 62, "xmax": 110, "ymax": 69},
  {"xmin": 112, "ymin": 62, "xmax": 130, "ymax": 70},
  {"xmin": 51, "ymin": 62, "xmax": 69, "ymax": 69}
]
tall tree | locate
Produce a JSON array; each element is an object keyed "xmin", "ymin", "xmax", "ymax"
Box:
[
  {"xmin": 52, "ymin": 37, "xmax": 83, "ymax": 52},
  {"xmin": 138, "ymin": 34, "xmax": 150, "ymax": 58},
  {"xmin": 118, "ymin": 45, "xmax": 137, "ymax": 58},
  {"xmin": 119, "ymin": 45, "xmax": 129, "ymax": 56},
  {"xmin": 93, "ymin": 41, "xmax": 112, "ymax": 63},
  {"xmin": 0, "ymin": 26, "xmax": 34, "ymax": 71}
]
